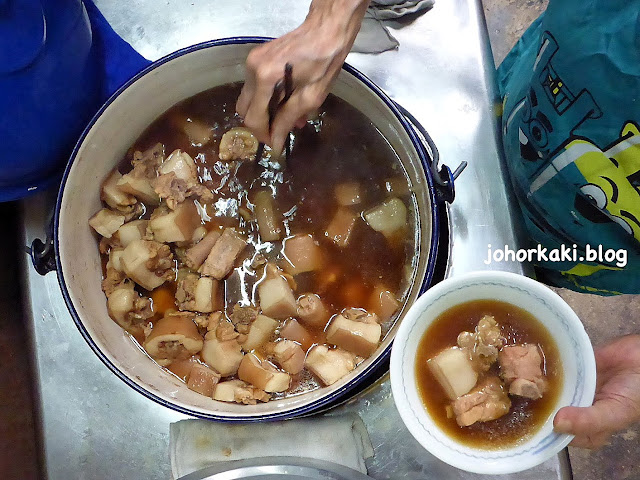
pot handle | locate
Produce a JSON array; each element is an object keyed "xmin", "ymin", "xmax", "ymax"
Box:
[
  {"xmin": 395, "ymin": 103, "xmax": 467, "ymax": 204},
  {"xmin": 27, "ymin": 217, "xmax": 56, "ymax": 276}
]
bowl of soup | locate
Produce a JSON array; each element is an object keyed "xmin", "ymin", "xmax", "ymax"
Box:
[
  {"xmin": 53, "ymin": 38, "xmax": 451, "ymax": 420},
  {"xmin": 390, "ymin": 270, "xmax": 596, "ymax": 474}
]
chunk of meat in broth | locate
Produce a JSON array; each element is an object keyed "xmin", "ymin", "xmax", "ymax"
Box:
[
  {"xmin": 296, "ymin": 293, "xmax": 330, "ymax": 329},
  {"xmin": 282, "ymin": 234, "xmax": 323, "ymax": 275},
  {"xmin": 238, "ymin": 353, "xmax": 291, "ymax": 393},
  {"xmin": 257, "ymin": 264, "xmax": 297, "ymax": 319},
  {"xmin": 499, "ymin": 344, "xmax": 547, "ymax": 399},
  {"xmin": 457, "ymin": 315, "xmax": 504, "ymax": 372},
  {"xmin": 153, "ymin": 172, "xmax": 189, "ymax": 209},
  {"xmin": 324, "ymin": 208, "xmax": 358, "ymax": 248},
  {"xmin": 280, "ymin": 319, "xmax": 314, "ymax": 351},
  {"xmin": 149, "ymin": 201, "xmax": 201, "ymax": 244},
  {"xmin": 213, "ymin": 379, "xmax": 270, "ymax": 405},
  {"xmin": 101, "ymin": 170, "xmax": 138, "ymax": 214},
  {"xmin": 106, "ymin": 281, "xmax": 153, "ymax": 334},
  {"xmin": 265, "ymin": 340, "xmax": 305, "ymax": 375},
  {"xmin": 305, "ymin": 345, "xmax": 357, "ymax": 386},
  {"xmin": 89, "ymin": 208, "xmax": 125, "ymax": 238},
  {"xmin": 368, "ymin": 284, "xmax": 400, "ymax": 323},
  {"xmin": 143, "ymin": 312, "xmax": 204, "ymax": 366},
  {"xmin": 451, "ymin": 376, "xmax": 511, "ymax": 427},
  {"xmin": 184, "ymin": 229, "xmax": 221, "ymax": 270},
  {"xmin": 121, "ymin": 239, "xmax": 174, "ymax": 291},
  {"xmin": 199, "ymin": 228, "xmax": 248, "ymax": 280},
  {"xmin": 363, "ymin": 197, "xmax": 407, "ymax": 240},
  {"xmin": 102, "ymin": 248, "xmax": 126, "ymax": 296},
  {"xmin": 116, "ymin": 219, "xmax": 149, "ymax": 248},
  {"xmin": 325, "ymin": 308, "xmax": 382, "ymax": 357},
  {"xmin": 240, "ymin": 314, "xmax": 279, "ymax": 352},
  {"xmin": 175, "ymin": 271, "xmax": 222, "ymax": 313},
  {"xmin": 229, "ymin": 304, "xmax": 260, "ymax": 334},
  {"xmin": 218, "ymin": 127, "xmax": 259, "ymax": 161},
  {"xmin": 155, "ymin": 149, "xmax": 213, "ymax": 207},
  {"xmin": 334, "ymin": 181, "xmax": 363, "ymax": 206},
  {"xmin": 187, "ymin": 363, "xmax": 221, "ymax": 397},
  {"xmin": 428, "ymin": 347, "xmax": 478, "ymax": 400},
  {"xmin": 182, "ymin": 118, "xmax": 213, "ymax": 147},
  {"xmin": 201, "ymin": 312, "xmax": 244, "ymax": 377},
  {"xmin": 117, "ymin": 143, "xmax": 164, "ymax": 205}
]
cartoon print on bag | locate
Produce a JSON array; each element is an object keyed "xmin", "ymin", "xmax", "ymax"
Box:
[
  {"xmin": 529, "ymin": 122, "xmax": 640, "ymax": 241},
  {"xmin": 503, "ymin": 32, "xmax": 602, "ymax": 164}
]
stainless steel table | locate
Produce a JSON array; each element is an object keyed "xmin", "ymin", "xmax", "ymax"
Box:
[{"xmin": 20, "ymin": 0, "xmax": 569, "ymax": 478}]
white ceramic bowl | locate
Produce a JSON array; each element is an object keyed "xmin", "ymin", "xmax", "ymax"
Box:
[{"xmin": 390, "ymin": 270, "xmax": 596, "ymax": 475}]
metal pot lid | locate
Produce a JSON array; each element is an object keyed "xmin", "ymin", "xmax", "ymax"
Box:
[{"xmin": 177, "ymin": 457, "xmax": 375, "ymax": 480}]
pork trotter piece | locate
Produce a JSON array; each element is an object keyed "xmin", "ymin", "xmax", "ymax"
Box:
[
  {"xmin": 199, "ymin": 228, "xmax": 247, "ymax": 280},
  {"xmin": 143, "ymin": 312, "xmax": 204, "ymax": 366},
  {"xmin": 452, "ymin": 376, "xmax": 511, "ymax": 427},
  {"xmin": 499, "ymin": 344, "xmax": 547, "ymax": 399}
]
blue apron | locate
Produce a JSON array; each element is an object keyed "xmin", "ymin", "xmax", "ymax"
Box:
[{"xmin": 497, "ymin": 0, "xmax": 640, "ymax": 294}]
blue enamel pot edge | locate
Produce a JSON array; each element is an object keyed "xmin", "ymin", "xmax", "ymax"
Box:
[{"xmin": 52, "ymin": 36, "xmax": 455, "ymax": 422}]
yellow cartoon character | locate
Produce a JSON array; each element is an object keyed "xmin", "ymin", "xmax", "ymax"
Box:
[
  {"xmin": 573, "ymin": 122, "xmax": 640, "ymax": 240},
  {"xmin": 529, "ymin": 122, "xmax": 640, "ymax": 241}
]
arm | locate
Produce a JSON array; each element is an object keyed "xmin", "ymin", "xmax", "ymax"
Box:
[
  {"xmin": 236, "ymin": 0, "xmax": 370, "ymax": 155},
  {"xmin": 553, "ymin": 334, "xmax": 640, "ymax": 448}
]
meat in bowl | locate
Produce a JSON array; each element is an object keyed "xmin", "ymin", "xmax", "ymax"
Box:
[{"xmin": 415, "ymin": 299, "xmax": 563, "ymax": 448}]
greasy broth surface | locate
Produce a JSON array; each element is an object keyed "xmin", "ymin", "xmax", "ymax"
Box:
[
  {"xmin": 114, "ymin": 82, "xmax": 416, "ymax": 395},
  {"xmin": 415, "ymin": 300, "xmax": 563, "ymax": 448}
]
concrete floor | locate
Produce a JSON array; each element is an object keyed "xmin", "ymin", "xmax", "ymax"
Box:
[
  {"xmin": 483, "ymin": 0, "xmax": 548, "ymax": 65},
  {"xmin": 0, "ymin": 1, "xmax": 638, "ymax": 479}
]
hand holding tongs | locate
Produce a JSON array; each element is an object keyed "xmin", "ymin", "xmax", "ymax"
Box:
[{"xmin": 255, "ymin": 63, "xmax": 294, "ymax": 161}]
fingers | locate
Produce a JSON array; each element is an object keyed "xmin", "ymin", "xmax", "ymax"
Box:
[
  {"xmin": 240, "ymin": 46, "xmax": 288, "ymax": 143},
  {"xmin": 294, "ymin": 116, "xmax": 308, "ymax": 129},
  {"xmin": 236, "ymin": 23, "xmax": 348, "ymax": 151},
  {"xmin": 269, "ymin": 86, "xmax": 327, "ymax": 155},
  {"xmin": 236, "ymin": 78, "xmax": 254, "ymax": 117},
  {"xmin": 269, "ymin": 97, "xmax": 306, "ymax": 156},
  {"xmin": 595, "ymin": 334, "xmax": 640, "ymax": 372},
  {"xmin": 553, "ymin": 401, "xmax": 630, "ymax": 449},
  {"xmin": 567, "ymin": 430, "xmax": 611, "ymax": 449},
  {"xmin": 242, "ymin": 81, "xmax": 274, "ymax": 144}
]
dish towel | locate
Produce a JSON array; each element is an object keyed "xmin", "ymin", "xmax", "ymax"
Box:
[
  {"xmin": 352, "ymin": 0, "xmax": 436, "ymax": 53},
  {"xmin": 169, "ymin": 413, "xmax": 375, "ymax": 479}
]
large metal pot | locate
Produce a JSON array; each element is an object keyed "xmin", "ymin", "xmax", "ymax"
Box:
[{"xmin": 52, "ymin": 38, "xmax": 456, "ymax": 421}]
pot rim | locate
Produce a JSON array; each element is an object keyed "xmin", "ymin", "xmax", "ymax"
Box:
[{"xmin": 53, "ymin": 36, "xmax": 441, "ymax": 421}]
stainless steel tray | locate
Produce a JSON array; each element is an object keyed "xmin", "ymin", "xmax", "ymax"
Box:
[{"xmin": 20, "ymin": 0, "xmax": 569, "ymax": 478}]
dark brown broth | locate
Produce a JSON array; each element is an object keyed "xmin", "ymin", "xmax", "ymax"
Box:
[
  {"xmin": 415, "ymin": 299, "xmax": 563, "ymax": 449},
  {"xmin": 123, "ymin": 82, "xmax": 413, "ymax": 355}
]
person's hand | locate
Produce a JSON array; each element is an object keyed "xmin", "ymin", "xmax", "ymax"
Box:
[
  {"xmin": 236, "ymin": 0, "xmax": 370, "ymax": 155},
  {"xmin": 553, "ymin": 334, "xmax": 640, "ymax": 448}
]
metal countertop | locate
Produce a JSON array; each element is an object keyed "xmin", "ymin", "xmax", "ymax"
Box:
[{"xmin": 20, "ymin": 0, "xmax": 567, "ymax": 478}]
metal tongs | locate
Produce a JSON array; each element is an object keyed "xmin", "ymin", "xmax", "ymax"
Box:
[{"xmin": 255, "ymin": 63, "xmax": 294, "ymax": 161}]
